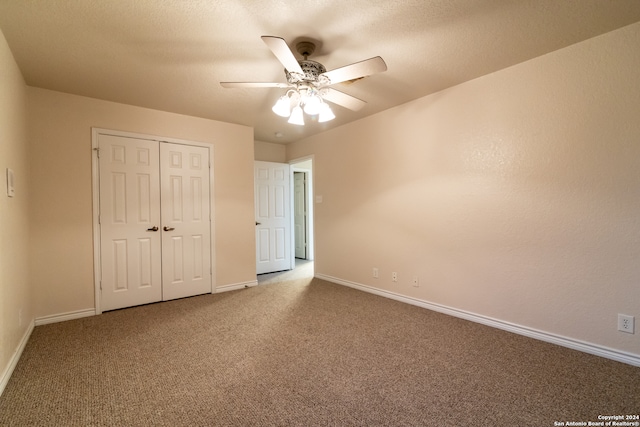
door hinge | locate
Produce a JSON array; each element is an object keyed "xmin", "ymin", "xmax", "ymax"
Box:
[
  {"xmin": 99, "ymin": 281, "xmax": 102, "ymax": 290},
  {"xmin": 94, "ymin": 147, "xmax": 100, "ymax": 158}
]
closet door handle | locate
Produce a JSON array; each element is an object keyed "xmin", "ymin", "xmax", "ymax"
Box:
[
  {"xmin": 163, "ymin": 226, "xmax": 175, "ymax": 232},
  {"xmin": 147, "ymin": 226, "xmax": 159, "ymax": 232}
]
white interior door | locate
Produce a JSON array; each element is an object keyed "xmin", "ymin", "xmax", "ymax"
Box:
[
  {"xmin": 255, "ymin": 161, "xmax": 292, "ymax": 274},
  {"xmin": 294, "ymin": 172, "xmax": 307, "ymax": 259},
  {"xmin": 161, "ymin": 143, "xmax": 212, "ymax": 300},
  {"xmin": 98, "ymin": 134, "xmax": 163, "ymax": 311}
]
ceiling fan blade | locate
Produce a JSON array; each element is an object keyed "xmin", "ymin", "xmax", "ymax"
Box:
[
  {"xmin": 261, "ymin": 36, "xmax": 304, "ymax": 75},
  {"xmin": 322, "ymin": 88, "xmax": 367, "ymax": 111},
  {"xmin": 321, "ymin": 56, "xmax": 387, "ymax": 85},
  {"xmin": 220, "ymin": 82, "xmax": 290, "ymax": 88}
]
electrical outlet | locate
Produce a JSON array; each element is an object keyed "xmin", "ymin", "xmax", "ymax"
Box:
[
  {"xmin": 392, "ymin": 272, "xmax": 398, "ymax": 282},
  {"xmin": 412, "ymin": 276, "xmax": 419, "ymax": 287},
  {"xmin": 618, "ymin": 314, "xmax": 635, "ymax": 334},
  {"xmin": 373, "ymin": 268, "xmax": 379, "ymax": 278}
]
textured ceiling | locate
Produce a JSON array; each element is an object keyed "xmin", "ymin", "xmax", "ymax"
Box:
[{"xmin": 1, "ymin": 0, "xmax": 640, "ymax": 144}]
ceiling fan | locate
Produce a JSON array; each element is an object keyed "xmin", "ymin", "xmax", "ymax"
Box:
[{"xmin": 220, "ymin": 36, "xmax": 387, "ymax": 125}]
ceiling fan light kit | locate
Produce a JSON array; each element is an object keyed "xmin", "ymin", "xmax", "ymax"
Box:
[
  {"xmin": 221, "ymin": 36, "xmax": 387, "ymax": 126},
  {"xmin": 271, "ymin": 87, "xmax": 335, "ymax": 125}
]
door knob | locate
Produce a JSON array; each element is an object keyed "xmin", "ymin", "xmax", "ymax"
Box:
[
  {"xmin": 163, "ymin": 226, "xmax": 175, "ymax": 231},
  {"xmin": 147, "ymin": 226, "xmax": 159, "ymax": 232}
]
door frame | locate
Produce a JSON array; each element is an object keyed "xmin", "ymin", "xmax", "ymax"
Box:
[
  {"xmin": 293, "ymin": 171, "xmax": 308, "ymax": 259},
  {"xmin": 290, "ymin": 155, "xmax": 314, "ymax": 261},
  {"xmin": 91, "ymin": 128, "xmax": 216, "ymax": 314}
]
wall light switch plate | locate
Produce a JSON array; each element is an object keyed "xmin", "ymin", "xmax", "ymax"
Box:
[{"xmin": 6, "ymin": 168, "xmax": 15, "ymax": 197}]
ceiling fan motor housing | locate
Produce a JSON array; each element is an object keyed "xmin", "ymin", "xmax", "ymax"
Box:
[{"xmin": 285, "ymin": 60, "xmax": 328, "ymax": 85}]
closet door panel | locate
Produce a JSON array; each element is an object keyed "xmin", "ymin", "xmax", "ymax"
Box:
[
  {"xmin": 99, "ymin": 135, "xmax": 162, "ymax": 311},
  {"xmin": 160, "ymin": 143, "xmax": 212, "ymax": 300}
]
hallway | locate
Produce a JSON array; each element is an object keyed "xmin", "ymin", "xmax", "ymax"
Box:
[{"xmin": 257, "ymin": 259, "xmax": 314, "ymax": 285}]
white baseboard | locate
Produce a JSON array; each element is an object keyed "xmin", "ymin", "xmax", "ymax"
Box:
[
  {"xmin": 0, "ymin": 320, "xmax": 34, "ymax": 397},
  {"xmin": 35, "ymin": 308, "xmax": 95, "ymax": 326},
  {"xmin": 316, "ymin": 274, "xmax": 640, "ymax": 367},
  {"xmin": 215, "ymin": 280, "xmax": 258, "ymax": 293}
]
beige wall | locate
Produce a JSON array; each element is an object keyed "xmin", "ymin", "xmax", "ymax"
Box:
[
  {"xmin": 28, "ymin": 88, "xmax": 256, "ymax": 318},
  {"xmin": 0, "ymin": 29, "xmax": 31, "ymax": 388},
  {"xmin": 287, "ymin": 23, "xmax": 640, "ymax": 357},
  {"xmin": 254, "ymin": 140, "xmax": 286, "ymax": 162}
]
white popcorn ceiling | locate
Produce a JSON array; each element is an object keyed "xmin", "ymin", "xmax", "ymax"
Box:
[{"xmin": 1, "ymin": 0, "xmax": 639, "ymax": 144}]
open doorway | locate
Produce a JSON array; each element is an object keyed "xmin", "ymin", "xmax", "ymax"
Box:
[
  {"xmin": 254, "ymin": 156, "xmax": 314, "ymax": 282},
  {"xmin": 290, "ymin": 156, "xmax": 314, "ymax": 275}
]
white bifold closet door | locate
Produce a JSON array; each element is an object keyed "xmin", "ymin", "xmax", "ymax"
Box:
[{"xmin": 98, "ymin": 134, "xmax": 211, "ymax": 312}]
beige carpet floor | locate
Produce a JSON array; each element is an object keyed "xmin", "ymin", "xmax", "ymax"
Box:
[{"xmin": 1, "ymin": 268, "xmax": 638, "ymax": 426}]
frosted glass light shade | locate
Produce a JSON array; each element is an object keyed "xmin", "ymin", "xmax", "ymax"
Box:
[
  {"xmin": 303, "ymin": 94, "xmax": 322, "ymax": 115},
  {"xmin": 288, "ymin": 105, "xmax": 304, "ymax": 125},
  {"xmin": 272, "ymin": 96, "xmax": 291, "ymax": 117},
  {"xmin": 318, "ymin": 102, "xmax": 335, "ymax": 122}
]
